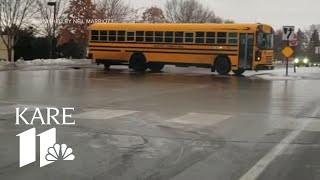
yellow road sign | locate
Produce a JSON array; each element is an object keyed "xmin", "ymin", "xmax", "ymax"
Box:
[{"xmin": 282, "ymin": 46, "xmax": 294, "ymax": 58}]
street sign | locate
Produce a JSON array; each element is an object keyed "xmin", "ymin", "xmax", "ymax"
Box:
[
  {"xmin": 289, "ymin": 33, "xmax": 298, "ymax": 47},
  {"xmin": 282, "ymin": 26, "xmax": 295, "ymax": 41},
  {"xmin": 282, "ymin": 46, "xmax": 294, "ymax": 58}
]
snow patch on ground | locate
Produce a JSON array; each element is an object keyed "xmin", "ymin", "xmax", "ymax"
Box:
[
  {"xmin": 16, "ymin": 58, "xmax": 91, "ymax": 66},
  {"xmin": 0, "ymin": 59, "xmax": 92, "ymax": 71},
  {"xmin": 249, "ymin": 67, "xmax": 320, "ymax": 80},
  {"xmin": 0, "ymin": 60, "xmax": 16, "ymax": 70}
]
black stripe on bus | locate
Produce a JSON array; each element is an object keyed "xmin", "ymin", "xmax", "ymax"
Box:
[
  {"xmin": 89, "ymin": 41, "xmax": 239, "ymax": 47},
  {"xmin": 90, "ymin": 49, "xmax": 237, "ymax": 56},
  {"xmin": 90, "ymin": 49, "xmax": 121, "ymax": 52},
  {"xmin": 89, "ymin": 45, "xmax": 238, "ymax": 52},
  {"xmin": 125, "ymin": 50, "xmax": 237, "ymax": 56}
]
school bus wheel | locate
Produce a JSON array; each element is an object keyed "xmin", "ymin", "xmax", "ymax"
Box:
[
  {"xmin": 215, "ymin": 56, "xmax": 231, "ymax": 75},
  {"xmin": 130, "ymin": 53, "xmax": 147, "ymax": 72},
  {"xmin": 232, "ymin": 69, "xmax": 246, "ymax": 76},
  {"xmin": 148, "ymin": 63, "xmax": 164, "ymax": 72},
  {"xmin": 103, "ymin": 63, "xmax": 111, "ymax": 70}
]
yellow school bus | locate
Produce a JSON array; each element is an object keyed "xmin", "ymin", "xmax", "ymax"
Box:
[{"xmin": 88, "ymin": 23, "xmax": 274, "ymax": 75}]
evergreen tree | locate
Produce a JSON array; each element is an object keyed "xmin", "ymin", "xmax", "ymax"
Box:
[
  {"xmin": 308, "ymin": 30, "xmax": 320, "ymax": 62},
  {"xmin": 295, "ymin": 29, "xmax": 307, "ymax": 57}
]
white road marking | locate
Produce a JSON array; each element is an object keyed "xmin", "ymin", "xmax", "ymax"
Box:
[
  {"xmin": 167, "ymin": 112, "xmax": 231, "ymax": 126},
  {"xmin": 239, "ymin": 118, "xmax": 312, "ymax": 180},
  {"xmin": 73, "ymin": 109, "xmax": 138, "ymax": 120}
]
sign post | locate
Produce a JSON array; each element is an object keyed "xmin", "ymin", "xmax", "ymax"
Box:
[
  {"xmin": 290, "ymin": 33, "xmax": 298, "ymax": 73},
  {"xmin": 282, "ymin": 26, "xmax": 295, "ymax": 76}
]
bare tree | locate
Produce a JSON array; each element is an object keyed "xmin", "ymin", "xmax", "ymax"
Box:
[
  {"xmin": 0, "ymin": 0, "xmax": 36, "ymax": 62},
  {"xmin": 224, "ymin": 19, "xmax": 235, "ymax": 24},
  {"xmin": 97, "ymin": 0, "xmax": 138, "ymax": 22},
  {"xmin": 35, "ymin": 0, "xmax": 68, "ymax": 37},
  {"xmin": 142, "ymin": 6, "xmax": 166, "ymax": 23},
  {"xmin": 207, "ymin": 15, "xmax": 223, "ymax": 23},
  {"xmin": 165, "ymin": 0, "xmax": 213, "ymax": 23}
]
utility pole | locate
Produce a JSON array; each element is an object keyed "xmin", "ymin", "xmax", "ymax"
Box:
[{"xmin": 47, "ymin": 2, "xmax": 57, "ymax": 59}]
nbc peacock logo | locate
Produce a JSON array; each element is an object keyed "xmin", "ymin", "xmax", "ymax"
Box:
[{"xmin": 46, "ymin": 144, "xmax": 75, "ymax": 161}]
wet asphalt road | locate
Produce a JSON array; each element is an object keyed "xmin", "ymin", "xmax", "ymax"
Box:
[{"xmin": 0, "ymin": 66, "xmax": 320, "ymax": 180}]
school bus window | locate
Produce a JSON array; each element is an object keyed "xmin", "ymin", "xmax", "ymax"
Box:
[
  {"xmin": 109, "ymin": 31, "xmax": 117, "ymax": 41},
  {"xmin": 146, "ymin": 31, "xmax": 154, "ymax": 42},
  {"xmin": 155, "ymin": 32, "xmax": 164, "ymax": 42},
  {"xmin": 196, "ymin": 32, "xmax": 205, "ymax": 44},
  {"xmin": 228, "ymin": 32, "xmax": 238, "ymax": 45},
  {"xmin": 127, "ymin": 32, "xmax": 135, "ymax": 41},
  {"xmin": 185, "ymin": 32, "xmax": 194, "ymax": 43},
  {"xmin": 206, "ymin": 32, "xmax": 215, "ymax": 44},
  {"xmin": 91, "ymin": 30, "xmax": 99, "ymax": 41},
  {"xmin": 100, "ymin": 31, "xmax": 107, "ymax": 41},
  {"xmin": 165, "ymin": 32, "xmax": 173, "ymax": 43},
  {"xmin": 175, "ymin": 32, "xmax": 184, "ymax": 43},
  {"xmin": 217, "ymin": 32, "xmax": 227, "ymax": 44},
  {"xmin": 136, "ymin": 31, "xmax": 144, "ymax": 42},
  {"xmin": 118, "ymin": 31, "xmax": 126, "ymax": 42}
]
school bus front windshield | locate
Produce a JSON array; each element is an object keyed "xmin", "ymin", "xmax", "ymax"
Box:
[{"xmin": 257, "ymin": 32, "xmax": 274, "ymax": 50}]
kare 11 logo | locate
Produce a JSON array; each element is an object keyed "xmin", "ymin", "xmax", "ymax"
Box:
[{"xmin": 15, "ymin": 107, "xmax": 76, "ymax": 168}]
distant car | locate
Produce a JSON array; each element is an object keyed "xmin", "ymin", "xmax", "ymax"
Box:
[
  {"xmin": 311, "ymin": 63, "xmax": 320, "ymax": 67},
  {"xmin": 294, "ymin": 57, "xmax": 310, "ymax": 67}
]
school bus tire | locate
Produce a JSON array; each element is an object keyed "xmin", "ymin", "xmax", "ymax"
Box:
[
  {"xmin": 103, "ymin": 63, "xmax": 111, "ymax": 70},
  {"xmin": 130, "ymin": 53, "xmax": 147, "ymax": 72},
  {"xmin": 215, "ymin": 56, "xmax": 231, "ymax": 75},
  {"xmin": 232, "ymin": 69, "xmax": 246, "ymax": 76},
  {"xmin": 148, "ymin": 63, "xmax": 164, "ymax": 72}
]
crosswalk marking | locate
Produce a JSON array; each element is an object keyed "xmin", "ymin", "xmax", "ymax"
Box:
[
  {"xmin": 167, "ymin": 112, "xmax": 231, "ymax": 126},
  {"xmin": 1, "ymin": 104, "xmax": 319, "ymax": 132},
  {"xmin": 73, "ymin": 109, "xmax": 138, "ymax": 120}
]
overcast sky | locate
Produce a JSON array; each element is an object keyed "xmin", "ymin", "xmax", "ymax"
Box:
[{"xmin": 130, "ymin": 0, "xmax": 319, "ymax": 30}]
